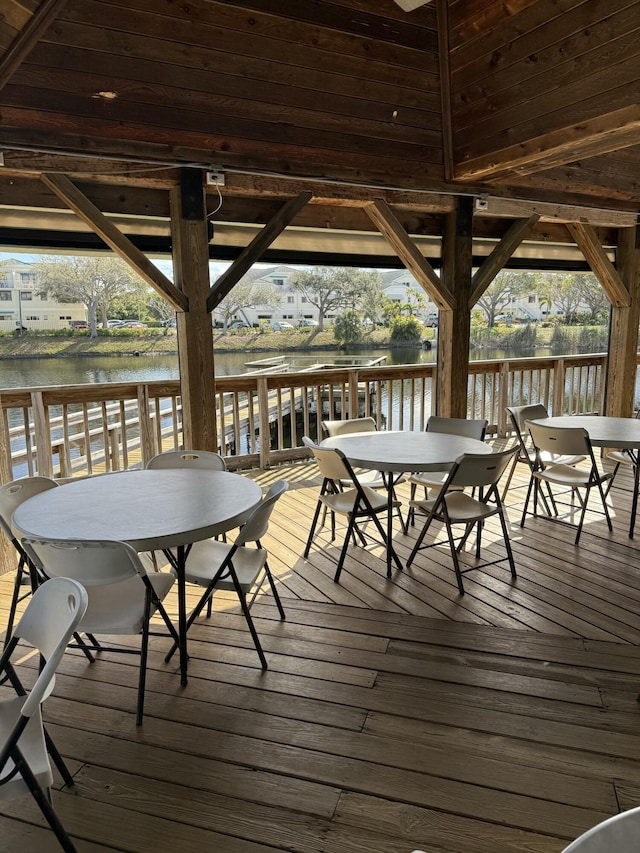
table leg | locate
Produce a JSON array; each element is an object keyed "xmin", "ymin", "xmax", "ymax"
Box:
[
  {"xmin": 176, "ymin": 544, "xmax": 188, "ymax": 685},
  {"xmin": 386, "ymin": 473, "xmax": 393, "ymax": 578},
  {"xmin": 630, "ymin": 454, "xmax": 640, "ymax": 539}
]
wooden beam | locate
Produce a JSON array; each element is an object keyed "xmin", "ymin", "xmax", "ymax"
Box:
[
  {"xmin": 604, "ymin": 227, "xmax": 640, "ymax": 418},
  {"xmin": 436, "ymin": 0, "xmax": 454, "ymax": 183},
  {"xmin": 364, "ymin": 199, "xmax": 455, "ymax": 310},
  {"xmin": 454, "ymin": 106, "xmax": 640, "ymax": 183},
  {"xmin": 0, "ymin": 0, "xmax": 68, "ymax": 94},
  {"xmin": 207, "ymin": 191, "xmax": 312, "ymax": 313},
  {"xmin": 566, "ymin": 222, "xmax": 630, "ymax": 308},
  {"xmin": 437, "ymin": 198, "xmax": 473, "ymax": 418},
  {"xmin": 40, "ymin": 173, "xmax": 188, "ymax": 312},
  {"xmin": 170, "ymin": 170, "xmax": 217, "ymax": 451},
  {"xmin": 476, "ymin": 197, "xmax": 637, "ymax": 230},
  {"xmin": 470, "ymin": 215, "xmax": 540, "ymax": 307}
]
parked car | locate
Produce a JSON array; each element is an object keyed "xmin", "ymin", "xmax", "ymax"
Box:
[
  {"xmin": 424, "ymin": 315, "xmax": 438, "ymax": 327},
  {"xmin": 229, "ymin": 321, "xmax": 251, "ymax": 329},
  {"xmin": 123, "ymin": 320, "xmax": 147, "ymax": 329},
  {"xmin": 298, "ymin": 319, "xmax": 319, "ymax": 328},
  {"xmin": 271, "ymin": 321, "xmax": 294, "ymax": 331},
  {"xmin": 107, "ymin": 319, "xmax": 125, "ymax": 328},
  {"xmin": 69, "ymin": 320, "xmax": 88, "ymax": 329}
]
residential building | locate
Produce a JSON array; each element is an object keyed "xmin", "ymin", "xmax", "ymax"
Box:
[{"xmin": 0, "ymin": 259, "xmax": 87, "ymax": 332}]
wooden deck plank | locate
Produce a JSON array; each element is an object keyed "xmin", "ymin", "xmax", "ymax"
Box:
[{"xmin": 3, "ymin": 459, "xmax": 640, "ymax": 850}]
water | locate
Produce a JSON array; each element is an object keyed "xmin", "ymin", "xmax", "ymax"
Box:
[{"xmin": 0, "ymin": 345, "xmax": 562, "ymax": 390}]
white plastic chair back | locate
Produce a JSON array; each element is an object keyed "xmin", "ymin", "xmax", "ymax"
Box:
[
  {"xmin": 235, "ymin": 480, "xmax": 288, "ymax": 546},
  {"xmin": 146, "ymin": 450, "xmax": 226, "ymax": 470},
  {"xmin": 22, "ymin": 538, "xmax": 144, "ymax": 587},
  {"xmin": 0, "ymin": 476, "xmax": 59, "ymax": 540},
  {"xmin": 561, "ymin": 806, "xmax": 640, "ymax": 852},
  {"xmin": 507, "ymin": 403, "xmax": 549, "ymax": 435},
  {"xmin": 526, "ymin": 421, "xmax": 590, "ymax": 458},
  {"xmin": 322, "ymin": 417, "xmax": 376, "ymax": 437},
  {"xmin": 426, "ymin": 416, "xmax": 488, "ymax": 441},
  {"xmin": 9, "ymin": 577, "xmax": 88, "ymax": 716},
  {"xmin": 304, "ymin": 438, "xmax": 354, "ymax": 483},
  {"xmin": 448, "ymin": 448, "xmax": 518, "ymax": 490}
]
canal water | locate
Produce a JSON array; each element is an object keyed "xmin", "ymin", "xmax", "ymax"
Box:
[{"xmin": 0, "ymin": 345, "xmax": 557, "ymax": 389}]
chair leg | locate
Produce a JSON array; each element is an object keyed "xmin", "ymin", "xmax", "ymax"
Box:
[
  {"xmin": 497, "ymin": 504, "xmax": 518, "ymax": 578},
  {"xmin": 444, "ymin": 516, "xmax": 465, "ymax": 595},
  {"xmin": 520, "ymin": 476, "xmax": 536, "ymax": 527},
  {"xmin": 303, "ymin": 499, "xmax": 324, "ymax": 558},
  {"xmin": 136, "ymin": 591, "xmax": 153, "ymax": 725},
  {"xmin": 501, "ymin": 452, "xmax": 519, "ymax": 502},
  {"xmin": 334, "ymin": 513, "xmax": 357, "ymax": 583},
  {"xmin": 263, "ymin": 562, "xmax": 286, "ymax": 620},
  {"xmin": 10, "ymin": 745, "xmax": 78, "ymax": 853},
  {"xmin": 44, "ymin": 728, "xmax": 75, "ymax": 788},
  {"xmin": 4, "ymin": 556, "xmax": 28, "ymax": 648}
]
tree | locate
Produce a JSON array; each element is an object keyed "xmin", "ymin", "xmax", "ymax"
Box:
[
  {"xmin": 576, "ymin": 274, "xmax": 610, "ymax": 323},
  {"xmin": 215, "ymin": 279, "xmax": 281, "ymax": 330},
  {"xmin": 148, "ymin": 294, "xmax": 176, "ymax": 325},
  {"xmin": 546, "ymin": 273, "xmax": 584, "ymax": 324},
  {"xmin": 35, "ymin": 256, "xmax": 145, "ymax": 338},
  {"xmin": 475, "ymin": 270, "xmax": 541, "ymax": 328},
  {"xmin": 289, "ymin": 267, "xmax": 381, "ymax": 331}
]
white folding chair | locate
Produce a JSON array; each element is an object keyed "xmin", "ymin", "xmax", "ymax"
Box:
[
  {"xmin": 303, "ymin": 437, "xmax": 403, "ymax": 581},
  {"xmin": 21, "ymin": 538, "xmax": 179, "ymax": 725},
  {"xmin": 407, "ymin": 448, "xmax": 518, "ymax": 594},
  {"xmin": 146, "ymin": 449, "xmax": 226, "ymax": 470},
  {"xmin": 164, "ymin": 481, "xmax": 288, "ymax": 670},
  {"xmin": 502, "ymin": 403, "xmax": 585, "ymax": 506},
  {"xmin": 407, "ymin": 416, "xmax": 488, "ymax": 525},
  {"xmin": 0, "ymin": 577, "xmax": 88, "ymax": 853},
  {"xmin": 522, "ymin": 422, "xmax": 613, "ymax": 544},
  {"xmin": 0, "ymin": 476, "xmax": 59, "ymax": 647},
  {"xmin": 322, "ymin": 417, "xmax": 407, "ymax": 531},
  {"xmin": 561, "ymin": 806, "xmax": 640, "ymax": 852}
]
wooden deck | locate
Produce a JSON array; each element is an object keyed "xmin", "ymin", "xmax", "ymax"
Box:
[{"xmin": 2, "ymin": 456, "xmax": 640, "ymax": 852}]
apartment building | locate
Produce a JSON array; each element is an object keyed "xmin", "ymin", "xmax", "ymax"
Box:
[{"xmin": 0, "ymin": 259, "xmax": 86, "ymax": 332}]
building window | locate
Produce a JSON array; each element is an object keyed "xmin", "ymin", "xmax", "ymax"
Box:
[
  {"xmin": 20, "ymin": 273, "xmax": 36, "ymax": 284},
  {"xmin": 528, "ymin": 295, "xmax": 536, "ymax": 303},
  {"xmin": 25, "ymin": 315, "xmax": 39, "ymax": 321},
  {"xmin": 272, "ymin": 278, "xmax": 284, "ymax": 286},
  {"xmin": 301, "ymin": 297, "xmax": 307, "ymax": 303},
  {"xmin": 60, "ymin": 315, "xmax": 72, "ymax": 320},
  {"xmin": 20, "ymin": 291, "xmax": 33, "ymax": 301},
  {"xmin": 0, "ymin": 292, "xmax": 11, "ymax": 301},
  {"xmin": 287, "ymin": 296, "xmax": 294, "ymax": 304}
]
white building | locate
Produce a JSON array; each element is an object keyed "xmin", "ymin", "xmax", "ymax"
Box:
[{"xmin": 0, "ymin": 259, "xmax": 87, "ymax": 332}]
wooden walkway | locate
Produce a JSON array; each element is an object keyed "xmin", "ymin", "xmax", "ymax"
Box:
[{"xmin": 2, "ymin": 456, "xmax": 640, "ymax": 852}]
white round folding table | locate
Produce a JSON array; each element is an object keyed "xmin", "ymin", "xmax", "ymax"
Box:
[{"xmin": 12, "ymin": 468, "xmax": 263, "ymax": 684}]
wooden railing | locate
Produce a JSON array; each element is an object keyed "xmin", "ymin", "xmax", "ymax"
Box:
[{"xmin": 0, "ymin": 352, "xmax": 627, "ymax": 483}]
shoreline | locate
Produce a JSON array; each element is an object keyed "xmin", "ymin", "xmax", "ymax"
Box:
[{"xmin": 0, "ymin": 329, "xmax": 428, "ymax": 359}]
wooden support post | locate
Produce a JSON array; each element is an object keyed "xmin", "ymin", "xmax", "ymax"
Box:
[
  {"xmin": 436, "ymin": 198, "xmax": 473, "ymax": 418},
  {"xmin": 170, "ymin": 169, "xmax": 218, "ymax": 452},
  {"xmin": 604, "ymin": 227, "xmax": 640, "ymax": 417}
]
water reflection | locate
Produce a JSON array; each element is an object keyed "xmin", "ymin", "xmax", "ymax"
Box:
[{"xmin": 0, "ymin": 344, "xmax": 590, "ymax": 389}]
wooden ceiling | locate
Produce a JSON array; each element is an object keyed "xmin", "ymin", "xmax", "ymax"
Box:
[{"xmin": 0, "ymin": 0, "xmax": 638, "ymax": 258}]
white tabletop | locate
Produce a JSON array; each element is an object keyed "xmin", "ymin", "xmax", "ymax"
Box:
[
  {"xmin": 12, "ymin": 469, "xmax": 263, "ymax": 551},
  {"xmin": 530, "ymin": 416, "xmax": 640, "ymax": 449},
  {"xmin": 321, "ymin": 430, "xmax": 491, "ymax": 473}
]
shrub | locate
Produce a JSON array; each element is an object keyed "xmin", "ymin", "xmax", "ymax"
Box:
[
  {"xmin": 390, "ymin": 315, "xmax": 422, "ymax": 343},
  {"xmin": 333, "ymin": 311, "xmax": 363, "ymax": 346}
]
